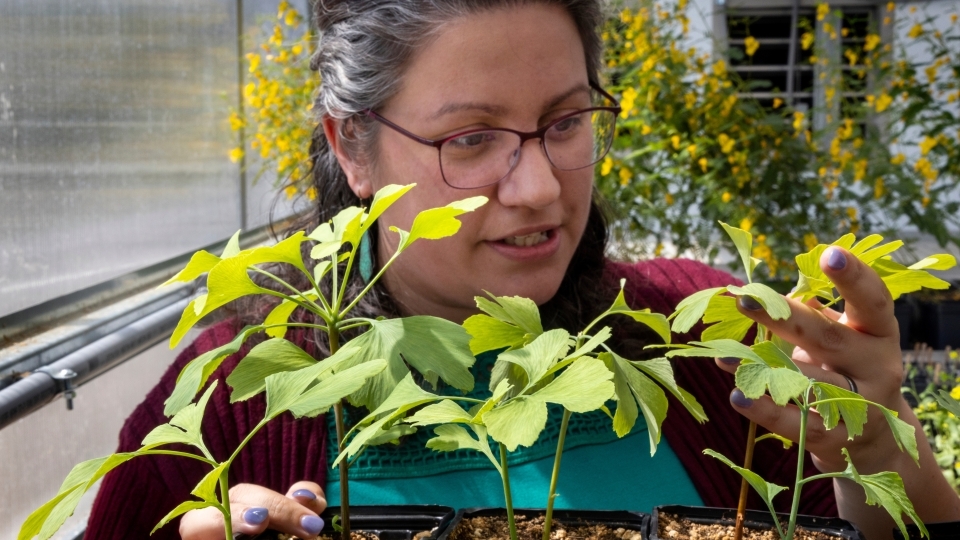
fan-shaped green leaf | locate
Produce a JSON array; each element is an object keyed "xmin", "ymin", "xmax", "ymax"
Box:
[
  {"xmin": 463, "ymin": 314, "xmax": 527, "ymax": 355},
  {"xmin": 227, "ymin": 339, "xmax": 316, "ymax": 402},
  {"xmin": 475, "ymin": 294, "xmax": 543, "ymax": 335},
  {"xmin": 482, "ymin": 396, "xmax": 548, "ymax": 451},
  {"xmin": 704, "ymin": 449, "xmax": 786, "ymax": 532},
  {"xmin": 726, "ymin": 283, "xmax": 791, "ymax": 321},
  {"xmin": 631, "ymin": 357, "xmax": 707, "ymax": 422},
  {"xmin": 289, "ymin": 359, "xmax": 388, "ymax": 417},
  {"xmin": 719, "ymin": 221, "xmax": 758, "ymax": 279},
  {"xmin": 812, "ymin": 382, "xmax": 867, "ymax": 438},
  {"xmin": 534, "ymin": 357, "xmax": 614, "ymax": 413},
  {"xmin": 839, "ymin": 449, "xmax": 926, "ymax": 539},
  {"xmin": 671, "ymin": 287, "xmax": 726, "ymax": 334},
  {"xmin": 151, "ymin": 501, "xmax": 215, "ymax": 535}
]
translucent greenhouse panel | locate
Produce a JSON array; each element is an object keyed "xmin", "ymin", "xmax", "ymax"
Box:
[{"xmin": 0, "ymin": 0, "xmax": 244, "ymax": 318}]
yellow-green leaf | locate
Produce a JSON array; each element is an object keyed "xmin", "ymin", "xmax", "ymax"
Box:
[
  {"xmin": 720, "ymin": 221, "xmax": 757, "ymax": 280},
  {"xmin": 482, "ymin": 396, "xmax": 548, "ymax": 451}
]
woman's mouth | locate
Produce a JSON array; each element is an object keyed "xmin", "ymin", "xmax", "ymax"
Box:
[{"xmin": 487, "ymin": 228, "xmax": 560, "ymax": 261}]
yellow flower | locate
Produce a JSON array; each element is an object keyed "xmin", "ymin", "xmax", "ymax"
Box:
[
  {"xmin": 600, "ymin": 156, "xmax": 614, "ymax": 176},
  {"xmin": 864, "ymin": 34, "xmax": 881, "ymax": 51},
  {"xmin": 908, "ymin": 24, "xmax": 924, "ymax": 39},
  {"xmin": 744, "ymin": 36, "xmax": 759, "ymax": 56},
  {"xmin": 228, "ymin": 112, "xmax": 245, "ymax": 131},
  {"xmin": 792, "ymin": 111, "xmax": 805, "ymax": 131},
  {"xmin": 721, "ymin": 191, "xmax": 732, "ymax": 203},
  {"xmin": 740, "ymin": 217, "xmax": 754, "ymax": 232},
  {"xmin": 951, "ymin": 351, "xmax": 959, "ymax": 360},
  {"xmin": 665, "ymin": 192, "xmax": 675, "ymax": 205},
  {"xmin": 284, "ymin": 185, "xmax": 298, "ymax": 199},
  {"xmin": 817, "ymin": 3, "xmax": 830, "ymax": 21},
  {"xmin": 773, "ymin": 98, "xmax": 783, "ymax": 109},
  {"xmin": 654, "ymin": 243, "xmax": 664, "ymax": 257},
  {"xmin": 698, "ymin": 157, "xmax": 708, "ymax": 173},
  {"xmin": 804, "ymin": 233, "xmax": 819, "ymax": 251},
  {"xmin": 291, "ymin": 43, "xmax": 304, "ymax": 56},
  {"xmin": 641, "ymin": 124, "xmax": 653, "ymax": 135},
  {"xmin": 713, "ymin": 60, "xmax": 727, "ymax": 77},
  {"xmin": 247, "ymin": 53, "xmax": 261, "ymax": 73},
  {"xmin": 953, "ymin": 386, "xmax": 960, "ymax": 401},
  {"xmin": 874, "ymin": 177, "xmax": 885, "ymax": 199},
  {"xmin": 846, "ymin": 207, "xmax": 858, "ymax": 220},
  {"xmin": 671, "ymin": 135, "xmax": 681, "ymax": 150},
  {"xmin": 718, "ymin": 133, "xmax": 735, "ymax": 153},
  {"xmin": 801, "ymin": 32, "xmax": 815, "ymax": 50},
  {"xmin": 952, "ymin": 14, "xmax": 958, "ymax": 24},
  {"xmin": 619, "ymin": 167, "xmax": 632, "ymax": 186},
  {"xmin": 887, "ymin": 1, "xmax": 895, "ymax": 12},
  {"xmin": 284, "ymin": 8, "xmax": 299, "ymax": 27},
  {"xmin": 854, "ymin": 159, "xmax": 867, "ymax": 181},
  {"xmin": 875, "ymin": 93, "xmax": 893, "ymax": 112},
  {"xmin": 229, "ymin": 147, "xmax": 244, "ymax": 163},
  {"xmin": 305, "ymin": 186, "xmax": 318, "ymax": 201},
  {"xmin": 687, "ymin": 144, "xmax": 697, "ymax": 157},
  {"xmin": 920, "ymin": 136, "xmax": 938, "ymax": 155},
  {"xmin": 891, "ymin": 153, "xmax": 906, "ymax": 165}
]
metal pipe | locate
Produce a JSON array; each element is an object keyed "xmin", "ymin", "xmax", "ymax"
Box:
[{"xmin": 0, "ymin": 298, "xmax": 188, "ymax": 431}]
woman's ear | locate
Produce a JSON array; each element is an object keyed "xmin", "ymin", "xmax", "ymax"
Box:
[{"xmin": 322, "ymin": 115, "xmax": 373, "ymax": 199}]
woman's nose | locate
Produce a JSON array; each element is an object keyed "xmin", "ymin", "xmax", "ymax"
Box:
[{"xmin": 496, "ymin": 139, "xmax": 561, "ymax": 210}]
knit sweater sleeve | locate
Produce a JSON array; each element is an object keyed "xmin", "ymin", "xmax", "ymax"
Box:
[
  {"xmin": 84, "ymin": 320, "xmax": 330, "ymax": 539},
  {"xmin": 607, "ymin": 258, "xmax": 837, "ymax": 517}
]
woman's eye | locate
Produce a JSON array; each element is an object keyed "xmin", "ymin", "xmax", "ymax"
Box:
[
  {"xmin": 553, "ymin": 116, "xmax": 581, "ymax": 132},
  {"xmin": 447, "ymin": 132, "xmax": 492, "ymax": 149}
]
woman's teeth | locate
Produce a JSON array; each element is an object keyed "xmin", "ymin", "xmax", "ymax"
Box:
[{"xmin": 503, "ymin": 232, "xmax": 549, "ymax": 247}]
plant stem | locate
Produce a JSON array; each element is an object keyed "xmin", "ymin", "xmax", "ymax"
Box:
[
  {"xmin": 330, "ymin": 326, "xmax": 351, "ymax": 540},
  {"xmin": 734, "ymin": 420, "xmax": 758, "ymax": 540},
  {"xmin": 784, "ymin": 407, "xmax": 809, "ymax": 540},
  {"xmin": 543, "ymin": 409, "xmax": 571, "ymax": 540},
  {"xmin": 219, "ymin": 467, "xmax": 234, "ymax": 540},
  {"xmin": 500, "ymin": 443, "xmax": 518, "ymax": 540}
]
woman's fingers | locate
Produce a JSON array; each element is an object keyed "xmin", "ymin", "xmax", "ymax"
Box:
[
  {"xmin": 179, "ymin": 482, "xmax": 326, "ymax": 540},
  {"xmin": 819, "ymin": 246, "xmax": 898, "ymax": 339}
]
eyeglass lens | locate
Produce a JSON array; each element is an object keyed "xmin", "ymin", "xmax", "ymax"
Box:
[{"xmin": 439, "ymin": 109, "xmax": 617, "ymax": 189}]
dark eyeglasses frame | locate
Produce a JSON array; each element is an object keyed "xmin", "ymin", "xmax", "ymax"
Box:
[{"xmin": 363, "ymin": 81, "xmax": 621, "ymax": 189}]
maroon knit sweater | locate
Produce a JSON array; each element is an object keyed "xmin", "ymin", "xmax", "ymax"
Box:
[{"xmin": 84, "ymin": 259, "xmax": 836, "ymax": 539}]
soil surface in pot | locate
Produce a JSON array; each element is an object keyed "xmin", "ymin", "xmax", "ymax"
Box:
[
  {"xmin": 449, "ymin": 514, "xmax": 642, "ymax": 540},
  {"xmin": 658, "ymin": 513, "xmax": 840, "ymax": 540},
  {"xmin": 268, "ymin": 532, "xmax": 385, "ymax": 540}
]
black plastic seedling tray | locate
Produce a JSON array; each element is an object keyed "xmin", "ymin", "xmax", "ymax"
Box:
[
  {"xmin": 894, "ymin": 521, "xmax": 960, "ymax": 540},
  {"xmin": 437, "ymin": 507, "xmax": 649, "ymax": 540},
  {"xmin": 236, "ymin": 504, "xmax": 456, "ymax": 540},
  {"xmin": 649, "ymin": 505, "xmax": 864, "ymax": 540}
]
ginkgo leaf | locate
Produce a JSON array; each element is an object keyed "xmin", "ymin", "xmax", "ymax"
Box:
[
  {"xmin": 363, "ymin": 184, "xmax": 416, "ymax": 233},
  {"xmin": 311, "ymin": 241, "xmax": 342, "ymax": 260},
  {"xmin": 839, "ymin": 449, "xmax": 927, "ymax": 539},
  {"xmin": 909, "ymin": 254, "xmax": 957, "ymax": 271},
  {"xmin": 735, "ymin": 360, "xmax": 810, "ymax": 406},
  {"xmin": 752, "ymin": 341, "xmax": 801, "ymax": 372},
  {"xmin": 288, "ymin": 360, "xmax": 387, "ymax": 418},
  {"xmin": 227, "ymin": 338, "xmax": 317, "ymax": 402},
  {"xmin": 812, "ymin": 382, "xmax": 867, "ymax": 438},
  {"xmin": 665, "ymin": 339, "xmax": 763, "ymax": 364},
  {"xmin": 935, "ymin": 390, "xmax": 960, "ymax": 417},
  {"xmin": 221, "ymin": 230, "xmax": 243, "ymax": 258},
  {"xmin": 164, "ymin": 326, "xmax": 262, "ymax": 416},
  {"xmin": 145, "ymin": 382, "xmax": 219, "ymax": 450},
  {"xmin": 534, "ymin": 357, "xmax": 614, "ymax": 413},
  {"xmin": 670, "ymin": 287, "xmax": 727, "ymax": 334},
  {"xmin": 162, "ymin": 250, "xmax": 221, "ymax": 286},
  {"xmin": 726, "ymin": 283, "xmax": 791, "ymax": 321},
  {"xmin": 151, "ymin": 501, "xmax": 216, "ymax": 535},
  {"xmin": 328, "ymin": 316, "xmax": 475, "ymax": 410},
  {"xmin": 878, "ymin": 406, "xmax": 919, "ymax": 465},
  {"xmin": 263, "ymin": 290, "xmax": 319, "ymax": 338},
  {"xmin": 495, "ymin": 329, "xmax": 569, "ymax": 392},
  {"xmin": 191, "ymin": 463, "xmax": 227, "ymax": 503},
  {"xmin": 462, "ymin": 314, "xmax": 527, "ymax": 355},
  {"xmin": 701, "ymin": 295, "xmax": 754, "ymax": 342},
  {"xmin": 600, "ymin": 279, "xmax": 671, "ymax": 343},
  {"xmin": 704, "ymin": 449, "xmax": 787, "ymax": 535},
  {"xmin": 475, "ymin": 293, "xmax": 543, "ymax": 335},
  {"xmin": 482, "ymin": 396, "xmax": 548, "ymax": 451},
  {"xmin": 392, "ymin": 196, "xmax": 488, "ymax": 251},
  {"xmin": 849, "ymin": 234, "xmax": 884, "ymax": 256},
  {"xmin": 631, "ymin": 357, "xmax": 707, "ymax": 422},
  {"xmin": 406, "ymin": 399, "xmax": 474, "ymax": 427},
  {"xmin": 720, "ymin": 221, "xmax": 759, "ymax": 280},
  {"xmin": 426, "ymin": 424, "xmax": 501, "ymax": 473},
  {"xmin": 601, "ymin": 352, "xmax": 668, "ymax": 454}
]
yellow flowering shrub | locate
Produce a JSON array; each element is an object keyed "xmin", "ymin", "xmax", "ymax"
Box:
[
  {"xmin": 597, "ymin": 0, "xmax": 960, "ymax": 279},
  {"xmin": 229, "ymin": 2, "xmax": 318, "ymax": 200},
  {"xmin": 905, "ymin": 361, "xmax": 960, "ymax": 494}
]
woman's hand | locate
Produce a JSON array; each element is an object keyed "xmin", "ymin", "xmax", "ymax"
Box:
[
  {"xmin": 714, "ymin": 246, "xmax": 960, "ymax": 538},
  {"xmin": 180, "ymin": 481, "xmax": 327, "ymax": 539}
]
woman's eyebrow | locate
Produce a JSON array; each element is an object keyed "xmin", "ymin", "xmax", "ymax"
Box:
[{"xmin": 430, "ymin": 83, "xmax": 591, "ymax": 120}]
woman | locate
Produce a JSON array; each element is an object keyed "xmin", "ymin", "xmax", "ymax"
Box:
[{"xmin": 85, "ymin": 1, "xmax": 960, "ymax": 539}]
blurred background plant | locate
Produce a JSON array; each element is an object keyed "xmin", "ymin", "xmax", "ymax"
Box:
[
  {"xmin": 229, "ymin": 0, "xmax": 318, "ymax": 201},
  {"xmin": 903, "ymin": 350, "xmax": 960, "ymax": 493},
  {"xmin": 600, "ymin": 0, "xmax": 960, "ymax": 278}
]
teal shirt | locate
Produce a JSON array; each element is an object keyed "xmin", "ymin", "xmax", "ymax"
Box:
[{"xmin": 326, "ymin": 352, "xmax": 702, "ymax": 512}]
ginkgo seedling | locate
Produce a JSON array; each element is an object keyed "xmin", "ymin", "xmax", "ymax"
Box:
[
  {"xmin": 664, "ymin": 222, "xmax": 954, "ymax": 540},
  {"xmin": 19, "ymin": 184, "xmax": 487, "ymax": 540},
  {"xmin": 338, "ymin": 283, "xmax": 705, "ymax": 540}
]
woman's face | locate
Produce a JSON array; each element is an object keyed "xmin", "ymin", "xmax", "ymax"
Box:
[{"xmin": 353, "ymin": 4, "xmax": 595, "ymax": 322}]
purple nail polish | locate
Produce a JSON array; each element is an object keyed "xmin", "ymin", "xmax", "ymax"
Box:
[
  {"xmin": 739, "ymin": 295, "xmax": 763, "ymax": 311},
  {"xmin": 826, "ymin": 247, "xmax": 847, "ymax": 270},
  {"xmin": 243, "ymin": 507, "xmax": 268, "ymax": 525},
  {"xmin": 292, "ymin": 489, "xmax": 317, "ymax": 501},
  {"xmin": 301, "ymin": 515, "xmax": 324, "ymax": 535},
  {"xmin": 719, "ymin": 357, "xmax": 741, "ymax": 365},
  {"xmin": 731, "ymin": 388, "xmax": 754, "ymax": 408}
]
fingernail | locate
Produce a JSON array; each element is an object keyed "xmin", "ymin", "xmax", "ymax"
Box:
[
  {"xmin": 292, "ymin": 489, "xmax": 316, "ymax": 501},
  {"xmin": 739, "ymin": 295, "xmax": 763, "ymax": 311},
  {"xmin": 301, "ymin": 515, "xmax": 324, "ymax": 535},
  {"xmin": 719, "ymin": 357, "xmax": 741, "ymax": 365},
  {"xmin": 826, "ymin": 247, "xmax": 847, "ymax": 270},
  {"xmin": 243, "ymin": 507, "xmax": 269, "ymax": 525},
  {"xmin": 731, "ymin": 388, "xmax": 754, "ymax": 408}
]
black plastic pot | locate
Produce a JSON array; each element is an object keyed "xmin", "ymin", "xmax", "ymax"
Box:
[
  {"xmin": 648, "ymin": 505, "xmax": 864, "ymax": 540},
  {"xmin": 895, "ymin": 298, "xmax": 920, "ymax": 349},
  {"xmin": 437, "ymin": 507, "xmax": 648, "ymax": 540},
  {"xmin": 235, "ymin": 505, "xmax": 456, "ymax": 540},
  {"xmin": 918, "ymin": 301, "xmax": 960, "ymax": 350}
]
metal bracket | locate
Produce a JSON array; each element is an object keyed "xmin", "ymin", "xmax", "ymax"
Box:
[{"xmin": 48, "ymin": 368, "xmax": 78, "ymax": 410}]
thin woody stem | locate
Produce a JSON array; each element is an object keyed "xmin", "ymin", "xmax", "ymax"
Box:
[{"xmin": 734, "ymin": 420, "xmax": 758, "ymax": 540}]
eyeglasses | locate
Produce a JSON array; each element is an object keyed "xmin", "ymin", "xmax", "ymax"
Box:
[{"xmin": 364, "ymin": 82, "xmax": 621, "ymax": 190}]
